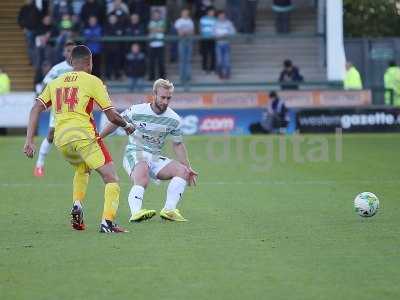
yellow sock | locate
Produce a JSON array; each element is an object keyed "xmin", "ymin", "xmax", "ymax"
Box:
[
  {"xmin": 73, "ymin": 164, "xmax": 90, "ymax": 203},
  {"xmin": 102, "ymin": 182, "xmax": 120, "ymax": 221}
]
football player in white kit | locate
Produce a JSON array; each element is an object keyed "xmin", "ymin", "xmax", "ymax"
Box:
[
  {"xmin": 100, "ymin": 79, "xmax": 198, "ymax": 222},
  {"xmin": 34, "ymin": 41, "xmax": 75, "ymax": 177}
]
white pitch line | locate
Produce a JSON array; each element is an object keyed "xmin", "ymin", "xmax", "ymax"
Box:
[{"xmin": 1, "ymin": 179, "xmax": 400, "ymax": 188}]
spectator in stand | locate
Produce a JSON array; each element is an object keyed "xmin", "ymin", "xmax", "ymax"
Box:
[
  {"xmin": 384, "ymin": 60, "xmax": 400, "ymax": 106},
  {"xmin": 249, "ymin": 91, "xmax": 288, "ymax": 134},
  {"xmin": 33, "ymin": 15, "xmax": 55, "ymax": 80},
  {"xmin": 125, "ymin": 13, "xmax": 146, "ymax": 36},
  {"xmin": 54, "ymin": 13, "xmax": 74, "ymax": 63},
  {"xmin": 51, "ymin": 0, "xmax": 73, "ymax": 24},
  {"xmin": 0, "ymin": 68, "xmax": 11, "ymax": 95},
  {"xmin": 344, "ymin": 61, "xmax": 363, "ymax": 90},
  {"xmin": 175, "ymin": 8, "xmax": 195, "ymax": 83},
  {"xmin": 104, "ymin": 14, "xmax": 125, "ymax": 79},
  {"xmin": 279, "ymin": 59, "xmax": 303, "ymax": 90},
  {"xmin": 194, "ymin": 0, "xmax": 214, "ymax": 19},
  {"xmin": 149, "ymin": 0, "xmax": 167, "ymax": 20},
  {"xmin": 34, "ymin": 60, "xmax": 52, "ymax": 94},
  {"xmin": 214, "ymin": 10, "xmax": 236, "ymax": 79},
  {"xmin": 128, "ymin": 0, "xmax": 150, "ymax": 26},
  {"xmin": 107, "ymin": 0, "xmax": 130, "ymax": 26},
  {"xmin": 242, "ymin": 0, "xmax": 258, "ymax": 33},
  {"xmin": 125, "ymin": 43, "xmax": 146, "ymax": 91},
  {"xmin": 272, "ymin": 0, "xmax": 293, "ymax": 33},
  {"xmin": 200, "ymin": 6, "xmax": 216, "ymax": 73},
  {"xmin": 148, "ymin": 9, "xmax": 166, "ymax": 80},
  {"xmin": 83, "ymin": 15, "xmax": 103, "ymax": 77},
  {"xmin": 80, "ymin": 0, "xmax": 105, "ymax": 26},
  {"xmin": 71, "ymin": 0, "xmax": 86, "ymax": 18},
  {"xmin": 125, "ymin": 13, "xmax": 146, "ymax": 51},
  {"xmin": 226, "ymin": 0, "xmax": 241, "ymax": 32},
  {"xmin": 18, "ymin": 0, "xmax": 42, "ymax": 64}
]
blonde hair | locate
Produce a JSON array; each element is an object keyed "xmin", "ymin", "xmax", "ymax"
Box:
[{"xmin": 153, "ymin": 78, "xmax": 174, "ymax": 94}]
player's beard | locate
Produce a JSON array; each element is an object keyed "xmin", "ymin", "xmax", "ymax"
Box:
[{"xmin": 154, "ymin": 101, "xmax": 167, "ymax": 113}]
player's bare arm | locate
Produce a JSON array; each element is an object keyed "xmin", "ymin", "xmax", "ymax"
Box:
[
  {"xmin": 104, "ymin": 108, "xmax": 135, "ymax": 135},
  {"xmin": 100, "ymin": 122, "xmax": 119, "ymax": 139},
  {"xmin": 24, "ymin": 100, "xmax": 46, "ymax": 158},
  {"xmin": 172, "ymin": 141, "xmax": 198, "ymax": 186}
]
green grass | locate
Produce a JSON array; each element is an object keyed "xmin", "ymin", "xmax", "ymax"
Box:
[{"xmin": 1, "ymin": 134, "xmax": 400, "ymax": 299}]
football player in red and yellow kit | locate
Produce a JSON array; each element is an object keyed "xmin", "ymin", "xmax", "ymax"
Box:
[{"xmin": 24, "ymin": 45, "xmax": 135, "ymax": 233}]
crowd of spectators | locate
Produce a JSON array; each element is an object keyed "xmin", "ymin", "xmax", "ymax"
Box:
[{"xmin": 17, "ymin": 0, "xmax": 262, "ymax": 87}]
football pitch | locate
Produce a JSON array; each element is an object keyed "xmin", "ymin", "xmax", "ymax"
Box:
[{"xmin": 1, "ymin": 134, "xmax": 400, "ymax": 299}]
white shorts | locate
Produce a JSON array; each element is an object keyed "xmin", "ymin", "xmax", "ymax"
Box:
[
  {"xmin": 123, "ymin": 150, "xmax": 171, "ymax": 179},
  {"xmin": 49, "ymin": 111, "xmax": 55, "ymax": 128}
]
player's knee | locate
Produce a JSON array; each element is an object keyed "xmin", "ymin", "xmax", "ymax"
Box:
[
  {"xmin": 103, "ymin": 171, "xmax": 119, "ymax": 184},
  {"xmin": 177, "ymin": 164, "xmax": 190, "ymax": 181},
  {"xmin": 134, "ymin": 173, "xmax": 149, "ymax": 188}
]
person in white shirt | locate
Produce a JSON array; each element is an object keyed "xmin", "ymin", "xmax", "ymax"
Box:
[
  {"xmin": 34, "ymin": 41, "xmax": 75, "ymax": 177},
  {"xmin": 174, "ymin": 8, "xmax": 195, "ymax": 82},
  {"xmin": 100, "ymin": 79, "xmax": 198, "ymax": 222},
  {"xmin": 214, "ymin": 10, "xmax": 236, "ymax": 79}
]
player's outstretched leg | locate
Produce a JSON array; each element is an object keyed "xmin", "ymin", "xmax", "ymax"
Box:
[
  {"xmin": 34, "ymin": 127, "xmax": 54, "ymax": 177},
  {"xmin": 96, "ymin": 162, "xmax": 128, "ymax": 233},
  {"xmin": 70, "ymin": 163, "xmax": 90, "ymax": 231},
  {"xmin": 157, "ymin": 161, "xmax": 190, "ymax": 222},
  {"xmin": 127, "ymin": 162, "xmax": 156, "ymax": 223}
]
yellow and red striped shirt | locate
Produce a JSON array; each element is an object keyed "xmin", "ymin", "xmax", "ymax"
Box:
[{"xmin": 37, "ymin": 71, "xmax": 113, "ymax": 146}]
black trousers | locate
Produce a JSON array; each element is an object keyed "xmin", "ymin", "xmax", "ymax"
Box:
[
  {"xmin": 148, "ymin": 46, "xmax": 166, "ymax": 80},
  {"xmin": 105, "ymin": 46, "xmax": 124, "ymax": 79},
  {"xmin": 92, "ymin": 53, "xmax": 102, "ymax": 78},
  {"xmin": 200, "ymin": 39, "xmax": 215, "ymax": 71}
]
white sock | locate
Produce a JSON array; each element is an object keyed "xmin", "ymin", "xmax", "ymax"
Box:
[
  {"xmin": 128, "ymin": 185, "xmax": 145, "ymax": 215},
  {"xmin": 164, "ymin": 177, "xmax": 187, "ymax": 210},
  {"xmin": 36, "ymin": 138, "xmax": 52, "ymax": 167}
]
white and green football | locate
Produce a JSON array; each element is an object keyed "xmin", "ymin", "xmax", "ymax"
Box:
[{"xmin": 354, "ymin": 192, "xmax": 379, "ymax": 217}]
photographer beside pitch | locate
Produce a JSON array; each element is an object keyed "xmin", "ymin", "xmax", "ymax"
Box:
[{"xmin": 101, "ymin": 79, "xmax": 198, "ymax": 222}]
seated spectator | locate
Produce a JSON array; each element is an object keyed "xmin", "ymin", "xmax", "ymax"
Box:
[
  {"xmin": 200, "ymin": 6, "xmax": 216, "ymax": 73},
  {"xmin": 214, "ymin": 10, "xmax": 236, "ymax": 79},
  {"xmin": 175, "ymin": 8, "xmax": 195, "ymax": 83},
  {"xmin": 148, "ymin": 9, "xmax": 166, "ymax": 80},
  {"xmin": 344, "ymin": 61, "xmax": 363, "ymax": 90},
  {"xmin": 104, "ymin": 14, "xmax": 125, "ymax": 79},
  {"xmin": 17, "ymin": 0, "xmax": 42, "ymax": 64},
  {"xmin": 80, "ymin": 0, "xmax": 105, "ymax": 26},
  {"xmin": 279, "ymin": 59, "xmax": 303, "ymax": 90},
  {"xmin": 125, "ymin": 43, "xmax": 146, "ymax": 91},
  {"xmin": 249, "ymin": 91, "xmax": 288, "ymax": 134},
  {"xmin": 83, "ymin": 15, "xmax": 103, "ymax": 77},
  {"xmin": 272, "ymin": 0, "xmax": 293, "ymax": 33},
  {"xmin": 107, "ymin": 0, "xmax": 130, "ymax": 26},
  {"xmin": 0, "ymin": 68, "xmax": 11, "ymax": 94},
  {"xmin": 128, "ymin": 0, "xmax": 150, "ymax": 25}
]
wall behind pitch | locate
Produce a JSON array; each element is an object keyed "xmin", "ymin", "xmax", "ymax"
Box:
[{"xmin": 38, "ymin": 108, "xmax": 297, "ymax": 136}]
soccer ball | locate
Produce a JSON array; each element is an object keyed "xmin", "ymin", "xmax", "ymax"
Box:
[{"xmin": 354, "ymin": 192, "xmax": 379, "ymax": 217}]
